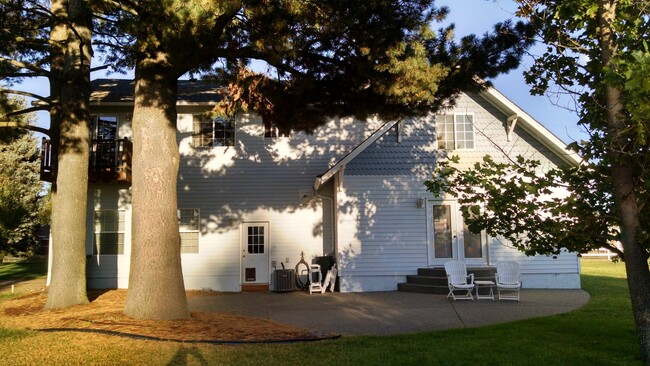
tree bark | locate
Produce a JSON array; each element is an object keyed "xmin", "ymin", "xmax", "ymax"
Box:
[
  {"xmin": 45, "ymin": 0, "xmax": 91, "ymax": 309},
  {"xmin": 123, "ymin": 63, "xmax": 189, "ymax": 320},
  {"xmin": 598, "ymin": 1, "xmax": 650, "ymax": 362}
]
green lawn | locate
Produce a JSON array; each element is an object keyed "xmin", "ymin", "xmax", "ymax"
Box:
[
  {"xmin": 0, "ymin": 259, "xmax": 642, "ymax": 365},
  {"xmin": 0, "ymin": 260, "xmax": 47, "ymax": 281}
]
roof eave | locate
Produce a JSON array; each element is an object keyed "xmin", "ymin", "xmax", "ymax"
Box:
[{"xmin": 479, "ymin": 87, "xmax": 582, "ymax": 167}]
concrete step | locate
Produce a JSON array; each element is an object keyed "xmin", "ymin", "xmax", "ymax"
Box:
[
  {"xmin": 399, "ymin": 266, "xmax": 497, "ymax": 295},
  {"xmin": 405, "ymin": 275, "xmax": 448, "ymax": 287},
  {"xmin": 397, "ymin": 282, "xmax": 448, "ymax": 295}
]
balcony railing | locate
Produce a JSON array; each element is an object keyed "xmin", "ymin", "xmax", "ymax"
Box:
[{"xmin": 39, "ymin": 138, "xmax": 132, "ymax": 184}]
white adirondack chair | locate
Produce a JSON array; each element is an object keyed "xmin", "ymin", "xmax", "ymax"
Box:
[
  {"xmin": 444, "ymin": 261, "xmax": 475, "ymax": 300},
  {"xmin": 495, "ymin": 261, "xmax": 522, "ymax": 301}
]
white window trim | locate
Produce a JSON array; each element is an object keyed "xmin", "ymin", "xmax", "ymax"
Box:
[
  {"xmin": 436, "ymin": 112, "xmax": 476, "ymax": 151},
  {"xmin": 192, "ymin": 115, "xmax": 236, "ymax": 148},
  {"xmin": 263, "ymin": 120, "xmax": 291, "ymax": 139},
  {"xmin": 178, "ymin": 208, "xmax": 200, "ymax": 254},
  {"xmin": 93, "ymin": 209, "xmax": 125, "ymax": 255}
]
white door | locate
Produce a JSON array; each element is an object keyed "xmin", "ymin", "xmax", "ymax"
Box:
[
  {"xmin": 241, "ymin": 222, "xmax": 270, "ymax": 286},
  {"xmin": 427, "ymin": 201, "xmax": 486, "ymax": 266}
]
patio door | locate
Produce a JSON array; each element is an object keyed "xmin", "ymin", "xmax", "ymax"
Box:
[
  {"xmin": 241, "ymin": 222, "xmax": 270, "ymax": 289},
  {"xmin": 427, "ymin": 201, "xmax": 486, "ymax": 266}
]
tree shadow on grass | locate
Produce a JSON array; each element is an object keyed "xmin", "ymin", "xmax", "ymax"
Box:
[{"xmin": 166, "ymin": 346, "xmax": 208, "ymax": 366}]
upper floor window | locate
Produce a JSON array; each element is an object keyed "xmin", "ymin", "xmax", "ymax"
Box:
[
  {"xmin": 436, "ymin": 113, "xmax": 475, "ymax": 150},
  {"xmin": 178, "ymin": 209, "xmax": 199, "ymax": 254},
  {"xmin": 193, "ymin": 115, "xmax": 235, "ymax": 148},
  {"xmin": 263, "ymin": 120, "xmax": 291, "ymax": 138},
  {"xmin": 91, "ymin": 115, "xmax": 118, "ymax": 140}
]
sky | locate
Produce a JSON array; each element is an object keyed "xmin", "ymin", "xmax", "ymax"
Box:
[
  {"xmin": 436, "ymin": 0, "xmax": 587, "ymax": 144},
  {"xmin": 17, "ymin": 0, "xmax": 587, "ymax": 145}
]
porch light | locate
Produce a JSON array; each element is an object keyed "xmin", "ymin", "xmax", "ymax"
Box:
[{"xmin": 417, "ymin": 197, "xmax": 426, "ymax": 209}]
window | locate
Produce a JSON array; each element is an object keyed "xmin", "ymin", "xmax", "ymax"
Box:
[
  {"xmin": 178, "ymin": 209, "xmax": 199, "ymax": 254},
  {"xmin": 91, "ymin": 115, "xmax": 118, "ymax": 140},
  {"xmin": 246, "ymin": 225, "xmax": 265, "ymax": 254},
  {"xmin": 193, "ymin": 115, "xmax": 235, "ymax": 147},
  {"xmin": 436, "ymin": 114, "xmax": 475, "ymax": 150},
  {"xmin": 93, "ymin": 210, "xmax": 125, "ymax": 255},
  {"xmin": 263, "ymin": 120, "xmax": 290, "ymax": 138}
]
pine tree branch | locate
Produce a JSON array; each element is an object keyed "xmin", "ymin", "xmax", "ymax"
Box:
[
  {"xmin": 4, "ymin": 105, "xmax": 50, "ymax": 118},
  {"xmin": 0, "ymin": 121, "xmax": 49, "ymax": 136},
  {"xmin": 0, "ymin": 89, "xmax": 50, "ymax": 103},
  {"xmin": 0, "ymin": 57, "xmax": 50, "ymax": 77},
  {"xmin": 90, "ymin": 64, "xmax": 112, "ymax": 73}
]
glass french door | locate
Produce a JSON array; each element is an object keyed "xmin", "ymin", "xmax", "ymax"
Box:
[{"xmin": 427, "ymin": 201, "xmax": 486, "ymax": 266}]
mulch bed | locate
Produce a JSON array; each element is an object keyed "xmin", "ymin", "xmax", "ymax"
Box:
[{"xmin": 0, "ymin": 290, "xmax": 335, "ymax": 343}]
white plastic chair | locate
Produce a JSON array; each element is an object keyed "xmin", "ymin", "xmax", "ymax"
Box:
[
  {"xmin": 495, "ymin": 261, "xmax": 522, "ymax": 301},
  {"xmin": 444, "ymin": 261, "xmax": 475, "ymax": 300},
  {"xmin": 308, "ymin": 264, "xmax": 323, "ymax": 294}
]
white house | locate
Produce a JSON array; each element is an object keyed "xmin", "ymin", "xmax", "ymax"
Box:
[{"xmin": 47, "ymin": 78, "xmax": 582, "ymax": 292}]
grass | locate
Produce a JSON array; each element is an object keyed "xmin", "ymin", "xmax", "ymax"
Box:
[
  {"xmin": 0, "ymin": 259, "xmax": 642, "ymax": 365},
  {"xmin": 0, "ymin": 260, "xmax": 47, "ymax": 281}
]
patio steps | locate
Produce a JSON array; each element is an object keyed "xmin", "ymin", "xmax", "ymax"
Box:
[{"xmin": 397, "ymin": 267, "xmax": 496, "ymax": 295}]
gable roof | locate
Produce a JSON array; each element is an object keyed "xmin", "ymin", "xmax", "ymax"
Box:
[
  {"xmin": 313, "ymin": 88, "xmax": 582, "ymax": 191},
  {"xmin": 479, "ymin": 87, "xmax": 582, "ymax": 166},
  {"xmin": 313, "ymin": 120, "xmax": 398, "ymax": 190},
  {"xmin": 90, "ymin": 79, "xmax": 223, "ymax": 105}
]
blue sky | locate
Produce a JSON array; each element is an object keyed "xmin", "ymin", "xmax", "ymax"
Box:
[
  {"xmin": 437, "ymin": 0, "xmax": 587, "ymax": 144},
  {"xmin": 18, "ymin": 0, "xmax": 587, "ymax": 144}
]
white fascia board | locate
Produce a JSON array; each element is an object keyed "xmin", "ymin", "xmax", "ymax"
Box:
[
  {"xmin": 480, "ymin": 87, "xmax": 582, "ymax": 167},
  {"xmin": 314, "ymin": 120, "xmax": 399, "ymax": 191}
]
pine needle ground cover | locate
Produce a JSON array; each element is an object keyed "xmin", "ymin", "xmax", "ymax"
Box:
[{"xmin": 0, "ymin": 259, "xmax": 641, "ymax": 365}]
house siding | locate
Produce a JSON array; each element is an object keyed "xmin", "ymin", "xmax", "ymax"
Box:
[
  {"xmin": 337, "ymin": 93, "xmax": 580, "ymax": 292},
  {"xmin": 86, "ymin": 109, "xmax": 386, "ymax": 290},
  {"xmin": 63, "ymin": 86, "xmax": 580, "ymax": 293}
]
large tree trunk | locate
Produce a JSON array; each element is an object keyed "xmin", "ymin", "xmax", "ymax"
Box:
[
  {"xmin": 45, "ymin": 0, "xmax": 91, "ymax": 309},
  {"xmin": 598, "ymin": 1, "xmax": 650, "ymax": 362},
  {"xmin": 123, "ymin": 63, "xmax": 189, "ymax": 319}
]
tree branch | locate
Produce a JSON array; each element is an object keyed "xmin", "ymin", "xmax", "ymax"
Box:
[
  {"xmin": 0, "ymin": 121, "xmax": 50, "ymax": 136},
  {"xmin": 90, "ymin": 64, "xmax": 112, "ymax": 73},
  {"xmin": 4, "ymin": 105, "xmax": 50, "ymax": 117},
  {"xmin": 0, "ymin": 89, "xmax": 50, "ymax": 103},
  {"xmin": 0, "ymin": 57, "xmax": 50, "ymax": 76}
]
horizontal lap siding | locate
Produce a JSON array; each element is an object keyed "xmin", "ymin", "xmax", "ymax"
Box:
[
  {"xmin": 341, "ymin": 92, "xmax": 579, "ymax": 282},
  {"xmin": 338, "ymin": 176, "xmax": 429, "ymax": 277},
  {"xmin": 489, "ymin": 237, "xmax": 579, "ymax": 274},
  {"xmin": 174, "ymin": 113, "xmax": 381, "ymax": 288}
]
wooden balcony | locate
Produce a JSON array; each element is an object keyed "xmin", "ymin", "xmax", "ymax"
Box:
[{"xmin": 40, "ymin": 138, "xmax": 133, "ymax": 184}]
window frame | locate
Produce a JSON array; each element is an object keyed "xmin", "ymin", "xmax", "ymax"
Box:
[
  {"xmin": 93, "ymin": 209, "xmax": 125, "ymax": 255},
  {"xmin": 436, "ymin": 113, "xmax": 475, "ymax": 150},
  {"xmin": 263, "ymin": 120, "xmax": 291, "ymax": 139},
  {"xmin": 192, "ymin": 115, "xmax": 236, "ymax": 148},
  {"xmin": 178, "ymin": 208, "xmax": 200, "ymax": 254}
]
